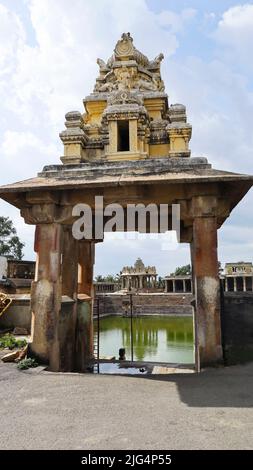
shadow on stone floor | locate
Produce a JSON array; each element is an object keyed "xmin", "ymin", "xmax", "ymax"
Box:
[{"xmin": 101, "ymin": 363, "xmax": 253, "ymax": 408}]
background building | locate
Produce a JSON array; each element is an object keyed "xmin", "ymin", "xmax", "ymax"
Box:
[
  {"xmin": 121, "ymin": 258, "xmax": 157, "ymax": 290},
  {"xmin": 223, "ymin": 262, "xmax": 253, "ymax": 292},
  {"xmin": 164, "ymin": 275, "xmax": 192, "ymax": 294}
]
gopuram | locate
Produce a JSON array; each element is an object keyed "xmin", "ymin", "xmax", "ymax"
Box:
[
  {"xmin": 0, "ymin": 33, "xmax": 252, "ymax": 371},
  {"xmin": 121, "ymin": 258, "xmax": 157, "ymax": 290}
]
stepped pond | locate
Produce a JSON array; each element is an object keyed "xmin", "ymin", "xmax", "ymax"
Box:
[{"xmin": 94, "ymin": 315, "xmax": 194, "ymax": 364}]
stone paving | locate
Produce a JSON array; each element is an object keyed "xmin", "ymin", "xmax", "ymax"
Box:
[{"xmin": 0, "ymin": 358, "xmax": 253, "ymax": 450}]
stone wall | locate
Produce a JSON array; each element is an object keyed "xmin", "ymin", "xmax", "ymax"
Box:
[
  {"xmin": 0, "ymin": 256, "xmax": 7, "ymax": 279},
  {"xmin": 0, "ymin": 295, "xmax": 31, "ymax": 331},
  {"xmin": 221, "ymin": 292, "xmax": 253, "ymax": 364},
  {"xmin": 2, "ymin": 291, "xmax": 253, "ymax": 368},
  {"xmin": 94, "ymin": 293, "xmax": 193, "ymax": 316}
]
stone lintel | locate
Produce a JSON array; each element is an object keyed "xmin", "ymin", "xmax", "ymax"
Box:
[{"xmin": 26, "ymin": 191, "xmax": 59, "ymax": 204}]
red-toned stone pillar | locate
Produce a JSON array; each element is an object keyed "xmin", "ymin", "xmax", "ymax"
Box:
[
  {"xmin": 78, "ymin": 241, "xmax": 95, "ymax": 298},
  {"xmin": 75, "ymin": 241, "xmax": 95, "ymax": 371},
  {"xmin": 62, "ymin": 226, "xmax": 78, "ymax": 298},
  {"xmin": 191, "ymin": 215, "xmax": 223, "ymax": 366},
  {"xmin": 60, "ymin": 226, "xmax": 79, "ymax": 371},
  {"xmin": 30, "ymin": 223, "xmax": 62, "ymax": 367}
]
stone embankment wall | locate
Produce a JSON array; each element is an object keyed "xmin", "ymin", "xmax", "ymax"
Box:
[
  {"xmin": 94, "ymin": 293, "xmax": 193, "ymax": 316},
  {"xmin": 221, "ymin": 292, "xmax": 253, "ymax": 365}
]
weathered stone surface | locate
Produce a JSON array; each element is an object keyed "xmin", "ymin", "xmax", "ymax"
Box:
[
  {"xmin": 75, "ymin": 296, "xmax": 93, "ymax": 372},
  {"xmin": 30, "ymin": 223, "xmax": 62, "ymax": 366},
  {"xmin": 13, "ymin": 327, "xmax": 29, "ymax": 336},
  {"xmin": 221, "ymin": 292, "xmax": 253, "ymax": 365},
  {"xmin": 94, "ymin": 293, "xmax": 193, "ymax": 316},
  {"xmin": 191, "ymin": 216, "xmax": 223, "ymax": 367},
  {"xmin": 2, "ymin": 350, "xmax": 20, "ymax": 362},
  {"xmin": 39, "ymin": 157, "xmax": 211, "ymax": 179}
]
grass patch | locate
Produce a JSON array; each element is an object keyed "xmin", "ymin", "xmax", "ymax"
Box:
[
  {"xmin": 0, "ymin": 333, "xmax": 27, "ymax": 350},
  {"xmin": 17, "ymin": 358, "xmax": 38, "ymax": 370}
]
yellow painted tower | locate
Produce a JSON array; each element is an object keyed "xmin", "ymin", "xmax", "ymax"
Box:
[{"xmin": 60, "ymin": 33, "xmax": 192, "ymax": 163}]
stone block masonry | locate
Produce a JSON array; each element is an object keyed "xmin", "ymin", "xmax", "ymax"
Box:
[
  {"xmin": 221, "ymin": 292, "xmax": 253, "ymax": 365},
  {"xmin": 94, "ymin": 293, "xmax": 193, "ymax": 316}
]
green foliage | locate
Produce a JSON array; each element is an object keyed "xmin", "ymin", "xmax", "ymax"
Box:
[
  {"xmin": 17, "ymin": 358, "xmax": 38, "ymax": 370},
  {"xmin": 0, "ymin": 333, "xmax": 27, "ymax": 350},
  {"xmin": 0, "ymin": 216, "xmax": 25, "ymax": 260},
  {"xmin": 95, "ymin": 274, "xmax": 120, "ymax": 283},
  {"xmin": 157, "ymin": 276, "xmax": 165, "ymax": 288},
  {"xmin": 171, "ymin": 264, "xmax": 192, "ymax": 276}
]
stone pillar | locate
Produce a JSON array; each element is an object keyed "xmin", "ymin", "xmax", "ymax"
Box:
[
  {"xmin": 191, "ymin": 216, "xmax": 223, "ymax": 366},
  {"xmin": 62, "ymin": 226, "xmax": 78, "ymax": 298},
  {"xmin": 59, "ymin": 226, "xmax": 79, "ymax": 371},
  {"xmin": 78, "ymin": 241, "xmax": 95, "ymax": 297},
  {"xmin": 129, "ymin": 120, "xmax": 138, "ymax": 153},
  {"xmin": 234, "ymin": 277, "xmax": 237, "ymax": 292},
  {"xmin": 243, "ymin": 276, "xmax": 246, "ymax": 292},
  {"xmin": 225, "ymin": 277, "xmax": 228, "ymax": 292},
  {"xmin": 30, "ymin": 223, "xmax": 62, "ymax": 369},
  {"xmin": 172, "ymin": 279, "xmax": 175, "ymax": 293},
  {"xmin": 76, "ymin": 241, "xmax": 95, "ymax": 371},
  {"xmin": 109, "ymin": 121, "xmax": 117, "ymax": 153},
  {"xmin": 183, "ymin": 279, "xmax": 186, "ymax": 293}
]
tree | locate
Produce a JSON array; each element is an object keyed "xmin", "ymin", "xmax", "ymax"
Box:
[
  {"xmin": 94, "ymin": 274, "xmax": 120, "ymax": 283},
  {"xmin": 0, "ymin": 216, "xmax": 25, "ymax": 260},
  {"xmin": 104, "ymin": 274, "xmax": 116, "ymax": 283},
  {"xmin": 157, "ymin": 276, "xmax": 165, "ymax": 288},
  {"xmin": 171, "ymin": 264, "xmax": 191, "ymax": 276}
]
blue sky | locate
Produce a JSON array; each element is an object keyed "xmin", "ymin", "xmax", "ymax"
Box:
[{"xmin": 0, "ymin": 0, "xmax": 253, "ymax": 276}]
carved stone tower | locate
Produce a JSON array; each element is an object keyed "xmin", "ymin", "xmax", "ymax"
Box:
[{"xmin": 60, "ymin": 33, "xmax": 192, "ymax": 163}]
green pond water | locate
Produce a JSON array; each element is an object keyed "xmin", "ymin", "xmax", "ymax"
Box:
[{"xmin": 94, "ymin": 315, "xmax": 194, "ymax": 364}]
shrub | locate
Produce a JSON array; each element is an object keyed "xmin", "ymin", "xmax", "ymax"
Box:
[{"xmin": 0, "ymin": 334, "xmax": 27, "ymax": 350}]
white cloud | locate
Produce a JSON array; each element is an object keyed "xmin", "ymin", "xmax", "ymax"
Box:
[
  {"xmin": 95, "ymin": 233, "xmax": 190, "ymax": 277},
  {"xmin": 3, "ymin": 0, "xmax": 191, "ymax": 130},
  {"xmin": 167, "ymin": 53, "xmax": 253, "ymax": 173},
  {"xmin": 0, "ymin": 130, "xmax": 59, "ymax": 184},
  {"xmin": 158, "ymin": 8, "xmax": 196, "ymax": 34},
  {"xmin": 0, "ymin": 4, "xmax": 25, "ymax": 76},
  {"xmin": 215, "ymin": 4, "xmax": 253, "ymax": 67},
  {"xmin": 1, "ymin": 131, "xmax": 50, "ymax": 157}
]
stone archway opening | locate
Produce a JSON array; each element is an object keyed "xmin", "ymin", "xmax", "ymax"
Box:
[{"xmin": 93, "ymin": 236, "xmax": 195, "ymax": 371}]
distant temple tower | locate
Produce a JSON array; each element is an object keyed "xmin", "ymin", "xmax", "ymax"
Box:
[
  {"xmin": 60, "ymin": 32, "xmax": 192, "ymax": 163},
  {"xmin": 121, "ymin": 258, "xmax": 157, "ymax": 290}
]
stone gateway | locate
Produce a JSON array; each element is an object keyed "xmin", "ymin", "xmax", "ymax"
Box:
[{"xmin": 0, "ymin": 34, "xmax": 252, "ymax": 371}]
